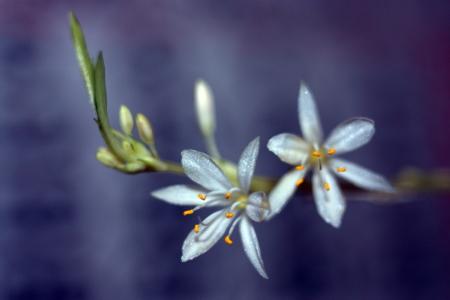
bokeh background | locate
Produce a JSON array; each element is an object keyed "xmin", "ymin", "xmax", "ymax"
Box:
[{"xmin": 1, "ymin": 1, "xmax": 449, "ymax": 299}]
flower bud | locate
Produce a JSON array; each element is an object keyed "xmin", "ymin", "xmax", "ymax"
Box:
[
  {"xmin": 122, "ymin": 141, "xmax": 134, "ymax": 155},
  {"xmin": 195, "ymin": 79, "xmax": 216, "ymax": 137},
  {"xmin": 136, "ymin": 113, "xmax": 154, "ymax": 145},
  {"xmin": 119, "ymin": 105, "xmax": 134, "ymax": 136},
  {"xmin": 96, "ymin": 149, "xmax": 121, "ymax": 168}
]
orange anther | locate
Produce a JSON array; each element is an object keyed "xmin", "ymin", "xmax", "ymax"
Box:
[
  {"xmin": 198, "ymin": 194, "xmax": 206, "ymax": 200},
  {"xmin": 225, "ymin": 192, "xmax": 231, "ymax": 199},
  {"xmin": 328, "ymin": 148, "xmax": 336, "ymax": 155},
  {"xmin": 324, "ymin": 183, "xmax": 330, "ymax": 191},
  {"xmin": 226, "ymin": 213, "xmax": 234, "ymax": 218},
  {"xmin": 183, "ymin": 210, "xmax": 194, "ymax": 216},
  {"xmin": 194, "ymin": 224, "xmax": 200, "ymax": 233},
  {"xmin": 295, "ymin": 179, "xmax": 304, "ymax": 186},
  {"xmin": 312, "ymin": 151, "xmax": 321, "ymax": 157},
  {"xmin": 295, "ymin": 165, "xmax": 305, "ymax": 170},
  {"xmin": 224, "ymin": 236, "xmax": 233, "ymax": 245},
  {"xmin": 337, "ymin": 168, "xmax": 346, "ymax": 172}
]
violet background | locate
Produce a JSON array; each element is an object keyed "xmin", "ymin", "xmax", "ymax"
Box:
[{"xmin": 0, "ymin": 1, "xmax": 449, "ymax": 299}]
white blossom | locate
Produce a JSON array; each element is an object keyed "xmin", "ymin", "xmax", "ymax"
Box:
[
  {"xmin": 151, "ymin": 137, "xmax": 270, "ymax": 278},
  {"xmin": 267, "ymin": 82, "xmax": 394, "ymax": 227}
]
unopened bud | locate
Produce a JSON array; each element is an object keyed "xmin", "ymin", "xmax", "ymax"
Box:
[
  {"xmin": 119, "ymin": 105, "xmax": 134, "ymax": 136},
  {"xmin": 195, "ymin": 79, "xmax": 216, "ymax": 137},
  {"xmin": 96, "ymin": 149, "xmax": 120, "ymax": 168},
  {"xmin": 136, "ymin": 113, "xmax": 154, "ymax": 145},
  {"xmin": 122, "ymin": 141, "xmax": 134, "ymax": 155}
]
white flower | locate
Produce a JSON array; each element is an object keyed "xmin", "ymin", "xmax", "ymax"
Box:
[
  {"xmin": 151, "ymin": 137, "xmax": 270, "ymax": 279},
  {"xmin": 267, "ymin": 82, "xmax": 395, "ymax": 228}
]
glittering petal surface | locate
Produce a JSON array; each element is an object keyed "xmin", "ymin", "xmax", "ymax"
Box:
[
  {"xmin": 181, "ymin": 209, "xmax": 234, "ymax": 262},
  {"xmin": 312, "ymin": 168, "xmax": 346, "ymax": 228},
  {"xmin": 324, "ymin": 118, "xmax": 375, "ymax": 155},
  {"xmin": 239, "ymin": 216, "xmax": 268, "ymax": 279},
  {"xmin": 267, "ymin": 133, "xmax": 310, "ymax": 165},
  {"xmin": 299, "ymin": 82, "xmax": 323, "ymax": 143},
  {"xmin": 237, "ymin": 137, "xmax": 260, "ymax": 194},
  {"xmin": 181, "ymin": 150, "xmax": 233, "ymax": 192},
  {"xmin": 330, "ymin": 158, "xmax": 395, "ymax": 192},
  {"xmin": 266, "ymin": 167, "xmax": 308, "ymax": 220},
  {"xmin": 246, "ymin": 191, "xmax": 270, "ymax": 222},
  {"xmin": 151, "ymin": 185, "xmax": 211, "ymax": 206}
]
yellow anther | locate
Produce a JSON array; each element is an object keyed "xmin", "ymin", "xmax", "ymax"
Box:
[
  {"xmin": 328, "ymin": 148, "xmax": 336, "ymax": 155},
  {"xmin": 183, "ymin": 210, "xmax": 194, "ymax": 216},
  {"xmin": 337, "ymin": 168, "xmax": 347, "ymax": 172},
  {"xmin": 312, "ymin": 151, "xmax": 321, "ymax": 157},
  {"xmin": 295, "ymin": 179, "xmax": 304, "ymax": 186},
  {"xmin": 194, "ymin": 224, "xmax": 200, "ymax": 233},
  {"xmin": 225, "ymin": 192, "xmax": 231, "ymax": 199},
  {"xmin": 198, "ymin": 194, "xmax": 206, "ymax": 200},
  {"xmin": 295, "ymin": 165, "xmax": 305, "ymax": 170},
  {"xmin": 224, "ymin": 236, "xmax": 233, "ymax": 245},
  {"xmin": 226, "ymin": 213, "xmax": 234, "ymax": 218},
  {"xmin": 324, "ymin": 183, "xmax": 330, "ymax": 191}
]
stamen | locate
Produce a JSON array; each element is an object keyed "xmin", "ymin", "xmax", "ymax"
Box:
[
  {"xmin": 198, "ymin": 194, "xmax": 206, "ymax": 200},
  {"xmin": 295, "ymin": 165, "xmax": 304, "ymax": 170},
  {"xmin": 336, "ymin": 168, "xmax": 346, "ymax": 172},
  {"xmin": 328, "ymin": 148, "xmax": 336, "ymax": 155},
  {"xmin": 225, "ymin": 192, "xmax": 231, "ymax": 199},
  {"xmin": 183, "ymin": 210, "xmax": 194, "ymax": 216},
  {"xmin": 194, "ymin": 224, "xmax": 200, "ymax": 233},
  {"xmin": 224, "ymin": 235, "xmax": 233, "ymax": 245},
  {"xmin": 319, "ymin": 159, "xmax": 322, "ymax": 171},
  {"xmin": 295, "ymin": 179, "xmax": 304, "ymax": 186},
  {"xmin": 324, "ymin": 183, "xmax": 330, "ymax": 191},
  {"xmin": 226, "ymin": 213, "xmax": 234, "ymax": 218},
  {"xmin": 312, "ymin": 151, "xmax": 321, "ymax": 157}
]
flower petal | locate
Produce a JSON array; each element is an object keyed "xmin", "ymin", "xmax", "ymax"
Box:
[
  {"xmin": 239, "ymin": 215, "xmax": 268, "ymax": 279},
  {"xmin": 267, "ymin": 133, "xmax": 310, "ymax": 165},
  {"xmin": 151, "ymin": 185, "xmax": 210, "ymax": 206},
  {"xmin": 324, "ymin": 118, "xmax": 375, "ymax": 155},
  {"xmin": 299, "ymin": 82, "xmax": 323, "ymax": 143},
  {"xmin": 330, "ymin": 158, "xmax": 395, "ymax": 192},
  {"xmin": 182, "ymin": 209, "xmax": 233, "ymax": 262},
  {"xmin": 312, "ymin": 168, "xmax": 346, "ymax": 228},
  {"xmin": 182, "ymin": 150, "xmax": 234, "ymax": 192},
  {"xmin": 266, "ymin": 167, "xmax": 309, "ymax": 220},
  {"xmin": 238, "ymin": 137, "xmax": 260, "ymax": 194},
  {"xmin": 246, "ymin": 191, "xmax": 270, "ymax": 222}
]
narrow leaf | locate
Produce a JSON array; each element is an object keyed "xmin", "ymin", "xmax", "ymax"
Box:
[{"xmin": 69, "ymin": 12, "xmax": 95, "ymax": 109}]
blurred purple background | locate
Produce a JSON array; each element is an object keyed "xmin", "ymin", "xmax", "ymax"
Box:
[{"xmin": 0, "ymin": 1, "xmax": 449, "ymax": 299}]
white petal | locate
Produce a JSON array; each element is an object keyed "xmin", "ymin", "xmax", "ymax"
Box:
[
  {"xmin": 238, "ymin": 137, "xmax": 260, "ymax": 194},
  {"xmin": 181, "ymin": 209, "xmax": 233, "ymax": 262},
  {"xmin": 267, "ymin": 133, "xmax": 310, "ymax": 165},
  {"xmin": 182, "ymin": 150, "xmax": 233, "ymax": 192},
  {"xmin": 312, "ymin": 168, "xmax": 346, "ymax": 228},
  {"xmin": 324, "ymin": 118, "xmax": 375, "ymax": 155},
  {"xmin": 330, "ymin": 158, "xmax": 395, "ymax": 193},
  {"xmin": 246, "ymin": 191, "xmax": 270, "ymax": 222},
  {"xmin": 151, "ymin": 185, "xmax": 210, "ymax": 206},
  {"xmin": 239, "ymin": 216, "xmax": 268, "ymax": 279},
  {"xmin": 299, "ymin": 82, "xmax": 323, "ymax": 143},
  {"xmin": 266, "ymin": 167, "xmax": 309, "ymax": 220}
]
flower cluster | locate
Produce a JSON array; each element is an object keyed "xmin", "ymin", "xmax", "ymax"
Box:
[{"xmin": 70, "ymin": 13, "xmax": 395, "ymax": 279}]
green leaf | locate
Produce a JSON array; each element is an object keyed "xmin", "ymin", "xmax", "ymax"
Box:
[
  {"xmin": 94, "ymin": 53, "xmax": 130, "ymax": 160},
  {"xmin": 69, "ymin": 12, "xmax": 95, "ymax": 110}
]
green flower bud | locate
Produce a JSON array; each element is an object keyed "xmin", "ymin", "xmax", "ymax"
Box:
[{"xmin": 119, "ymin": 105, "xmax": 134, "ymax": 136}]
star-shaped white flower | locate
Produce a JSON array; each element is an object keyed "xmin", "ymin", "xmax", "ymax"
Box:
[
  {"xmin": 151, "ymin": 137, "xmax": 270, "ymax": 279},
  {"xmin": 267, "ymin": 82, "xmax": 395, "ymax": 227}
]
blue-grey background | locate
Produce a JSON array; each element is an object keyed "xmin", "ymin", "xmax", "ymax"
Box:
[{"xmin": 0, "ymin": 1, "xmax": 449, "ymax": 299}]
